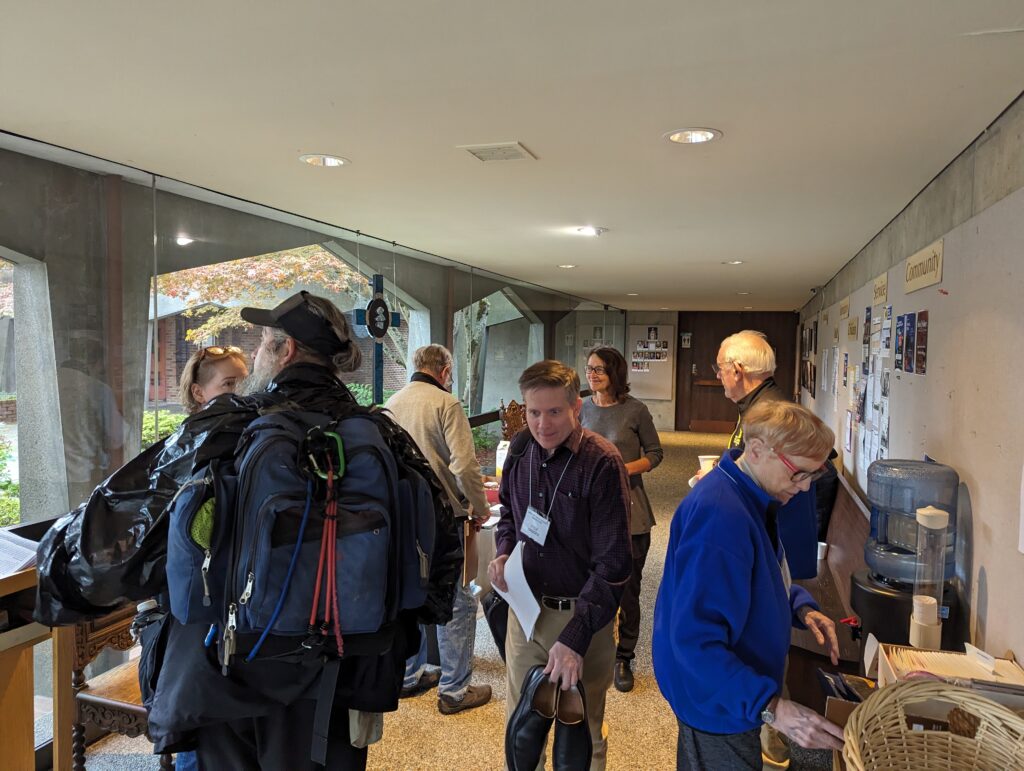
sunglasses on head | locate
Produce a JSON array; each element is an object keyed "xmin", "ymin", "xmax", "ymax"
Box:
[
  {"xmin": 192, "ymin": 345, "xmax": 244, "ymax": 376},
  {"xmin": 198, "ymin": 345, "xmax": 243, "ymax": 359}
]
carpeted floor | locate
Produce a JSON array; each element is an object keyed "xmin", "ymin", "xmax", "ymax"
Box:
[{"xmin": 88, "ymin": 431, "xmax": 830, "ymax": 769}]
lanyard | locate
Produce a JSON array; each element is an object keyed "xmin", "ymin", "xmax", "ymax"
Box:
[{"xmin": 527, "ymin": 444, "xmax": 574, "ymax": 519}]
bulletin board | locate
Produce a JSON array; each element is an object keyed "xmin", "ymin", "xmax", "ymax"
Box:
[{"xmin": 628, "ymin": 325, "xmax": 674, "ymax": 400}]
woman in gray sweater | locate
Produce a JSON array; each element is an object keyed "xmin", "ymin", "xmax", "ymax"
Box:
[{"xmin": 580, "ymin": 346, "xmax": 664, "ymax": 693}]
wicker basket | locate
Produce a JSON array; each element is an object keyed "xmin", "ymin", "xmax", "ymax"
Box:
[{"xmin": 843, "ymin": 680, "xmax": 1024, "ymax": 770}]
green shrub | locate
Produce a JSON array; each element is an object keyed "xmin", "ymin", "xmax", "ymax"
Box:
[
  {"xmin": 0, "ymin": 495, "xmax": 19, "ymax": 527},
  {"xmin": 347, "ymin": 383, "xmax": 397, "ymax": 407},
  {"xmin": 142, "ymin": 410, "xmax": 188, "ymax": 449},
  {"xmin": 472, "ymin": 425, "xmax": 499, "ymax": 453},
  {"xmin": 0, "ymin": 435, "xmax": 18, "ymax": 526}
]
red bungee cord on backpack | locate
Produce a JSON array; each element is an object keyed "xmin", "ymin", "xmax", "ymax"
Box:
[{"xmin": 309, "ymin": 456, "xmax": 344, "ymax": 656}]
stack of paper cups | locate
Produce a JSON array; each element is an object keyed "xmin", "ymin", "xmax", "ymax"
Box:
[
  {"xmin": 912, "ymin": 594, "xmax": 938, "ymax": 625},
  {"xmin": 910, "ymin": 595, "xmax": 942, "ymax": 648}
]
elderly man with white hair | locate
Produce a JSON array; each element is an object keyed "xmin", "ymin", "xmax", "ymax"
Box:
[{"xmin": 714, "ymin": 330, "xmax": 787, "ymax": 448}]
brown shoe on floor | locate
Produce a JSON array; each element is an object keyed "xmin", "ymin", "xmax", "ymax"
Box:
[
  {"xmin": 438, "ymin": 684, "xmax": 492, "ymax": 715},
  {"xmin": 400, "ymin": 669, "xmax": 441, "ymax": 699}
]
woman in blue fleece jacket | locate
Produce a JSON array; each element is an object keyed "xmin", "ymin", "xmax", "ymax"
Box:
[{"xmin": 653, "ymin": 400, "xmax": 845, "ymax": 770}]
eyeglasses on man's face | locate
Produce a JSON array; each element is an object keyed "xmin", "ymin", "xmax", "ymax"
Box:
[
  {"xmin": 773, "ymin": 449, "xmax": 828, "ymax": 483},
  {"xmin": 584, "ymin": 365, "xmax": 608, "ymax": 375},
  {"xmin": 712, "ymin": 360, "xmax": 735, "ymax": 376}
]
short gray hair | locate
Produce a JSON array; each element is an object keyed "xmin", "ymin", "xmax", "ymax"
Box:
[
  {"xmin": 268, "ymin": 294, "xmax": 362, "ymax": 374},
  {"xmin": 719, "ymin": 330, "xmax": 776, "ymax": 377},
  {"xmin": 413, "ymin": 344, "xmax": 453, "ymax": 375}
]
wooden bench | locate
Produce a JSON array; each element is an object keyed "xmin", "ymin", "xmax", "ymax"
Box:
[{"xmin": 786, "ymin": 472, "xmax": 871, "ymax": 712}]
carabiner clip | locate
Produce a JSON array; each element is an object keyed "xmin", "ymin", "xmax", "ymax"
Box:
[{"xmin": 307, "ymin": 430, "xmax": 345, "ymax": 479}]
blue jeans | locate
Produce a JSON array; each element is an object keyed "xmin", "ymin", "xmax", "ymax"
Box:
[
  {"xmin": 403, "ymin": 580, "xmax": 477, "ymax": 699},
  {"xmin": 175, "ymin": 751, "xmax": 199, "ymax": 770}
]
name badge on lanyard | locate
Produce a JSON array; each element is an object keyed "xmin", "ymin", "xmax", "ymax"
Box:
[
  {"xmin": 523, "ymin": 444, "xmax": 573, "ymax": 548},
  {"xmin": 522, "ymin": 505, "xmax": 550, "ymax": 546}
]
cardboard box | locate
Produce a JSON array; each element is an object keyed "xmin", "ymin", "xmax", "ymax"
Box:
[{"xmin": 878, "ymin": 643, "xmax": 1024, "ymax": 714}]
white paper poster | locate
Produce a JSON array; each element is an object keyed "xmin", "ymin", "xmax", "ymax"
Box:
[{"xmin": 627, "ymin": 325, "xmax": 674, "ymax": 400}]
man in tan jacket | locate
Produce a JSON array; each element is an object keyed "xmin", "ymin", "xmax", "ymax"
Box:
[{"xmin": 385, "ymin": 344, "xmax": 492, "ymax": 714}]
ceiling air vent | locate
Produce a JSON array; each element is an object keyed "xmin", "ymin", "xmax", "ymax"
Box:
[{"xmin": 458, "ymin": 142, "xmax": 536, "ymax": 162}]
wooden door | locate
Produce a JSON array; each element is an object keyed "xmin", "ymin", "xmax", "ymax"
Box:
[{"xmin": 674, "ymin": 311, "xmax": 798, "ymax": 432}]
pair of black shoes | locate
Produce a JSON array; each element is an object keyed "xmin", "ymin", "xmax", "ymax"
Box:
[{"xmin": 505, "ymin": 665, "xmax": 592, "ymax": 771}]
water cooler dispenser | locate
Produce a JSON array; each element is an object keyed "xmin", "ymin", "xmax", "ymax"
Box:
[{"xmin": 851, "ymin": 460, "xmax": 961, "ymax": 653}]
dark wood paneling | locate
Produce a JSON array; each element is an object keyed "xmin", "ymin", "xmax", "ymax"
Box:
[{"xmin": 675, "ymin": 311, "xmax": 798, "ymax": 431}]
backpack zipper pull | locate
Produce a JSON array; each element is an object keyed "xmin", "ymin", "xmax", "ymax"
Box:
[
  {"xmin": 201, "ymin": 550, "xmax": 213, "ymax": 606},
  {"xmin": 239, "ymin": 572, "xmax": 255, "ymax": 605},
  {"xmin": 222, "ymin": 603, "xmax": 237, "ymax": 675}
]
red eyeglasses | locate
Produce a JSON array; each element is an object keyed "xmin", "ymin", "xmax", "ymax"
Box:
[{"xmin": 773, "ymin": 449, "xmax": 828, "ymax": 483}]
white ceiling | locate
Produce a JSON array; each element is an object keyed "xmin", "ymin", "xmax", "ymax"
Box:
[{"xmin": 2, "ymin": 2, "xmax": 1023, "ymax": 310}]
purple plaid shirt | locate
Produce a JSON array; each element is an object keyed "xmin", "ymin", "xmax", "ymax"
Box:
[{"xmin": 496, "ymin": 425, "xmax": 632, "ymax": 655}]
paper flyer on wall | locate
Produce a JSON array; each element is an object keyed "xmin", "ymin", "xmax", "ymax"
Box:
[
  {"xmin": 880, "ymin": 397, "xmax": 890, "ymax": 457},
  {"xmin": 903, "ymin": 313, "xmax": 917, "ymax": 373},
  {"xmin": 831, "ymin": 346, "xmax": 839, "ymax": 401},
  {"xmin": 880, "ymin": 305, "xmax": 893, "ymax": 358},
  {"xmin": 894, "ymin": 314, "xmax": 905, "ymax": 370},
  {"xmin": 915, "ymin": 310, "xmax": 929, "ymax": 375},
  {"xmin": 862, "ymin": 306, "xmax": 871, "ymax": 374},
  {"xmin": 844, "ymin": 410, "xmax": 854, "ymax": 452},
  {"xmin": 842, "ymin": 352, "xmax": 849, "ymax": 387},
  {"xmin": 869, "ymin": 428, "xmax": 881, "ymax": 462}
]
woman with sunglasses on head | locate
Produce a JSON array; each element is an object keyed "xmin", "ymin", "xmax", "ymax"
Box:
[
  {"xmin": 580, "ymin": 346, "xmax": 663, "ymax": 693},
  {"xmin": 178, "ymin": 345, "xmax": 249, "ymax": 414},
  {"xmin": 168, "ymin": 345, "xmax": 250, "ymax": 771},
  {"xmin": 652, "ymin": 399, "xmax": 843, "ymax": 770}
]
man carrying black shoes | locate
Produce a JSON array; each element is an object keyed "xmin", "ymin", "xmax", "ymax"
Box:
[{"xmin": 489, "ymin": 360, "xmax": 631, "ymax": 771}]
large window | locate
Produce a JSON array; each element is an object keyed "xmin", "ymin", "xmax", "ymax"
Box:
[{"xmin": 0, "ymin": 137, "xmax": 620, "ymax": 759}]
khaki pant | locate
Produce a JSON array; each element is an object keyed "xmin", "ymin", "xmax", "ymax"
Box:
[{"xmin": 505, "ymin": 604, "xmax": 615, "ymax": 771}]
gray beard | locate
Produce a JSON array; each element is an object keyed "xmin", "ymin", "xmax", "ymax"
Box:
[{"xmin": 240, "ymin": 355, "xmax": 280, "ymax": 396}]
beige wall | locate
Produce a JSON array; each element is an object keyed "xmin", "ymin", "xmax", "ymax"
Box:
[{"xmin": 800, "ymin": 97, "xmax": 1024, "ymax": 655}]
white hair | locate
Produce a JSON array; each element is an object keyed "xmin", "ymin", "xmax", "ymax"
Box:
[{"xmin": 719, "ymin": 330, "xmax": 776, "ymax": 377}]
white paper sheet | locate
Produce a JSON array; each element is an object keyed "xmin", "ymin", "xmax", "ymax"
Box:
[
  {"xmin": 0, "ymin": 529, "xmax": 37, "ymax": 576},
  {"xmin": 492, "ymin": 542, "xmax": 541, "ymax": 640}
]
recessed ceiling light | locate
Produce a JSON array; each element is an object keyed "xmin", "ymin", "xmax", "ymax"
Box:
[
  {"xmin": 175, "ymin": 236, "xmax": 194, "ymax": 246},
  {"xmin": 664, "ymin": 128, "xmax": 722, "ymax": 145},
  {"xmin": 576, "ymin": 226, "xmax": 608, "ymax": 237},
  {"xmin": 298, "ymin": 153, "xmax": 350, "ymax": 167},
  {"xmin": 660, "ymin": 307, "xmax": 669, "ymax": 310},
  {"xmin": 744, "ymin": 306, "xmax": 753, "ymax": 310},
  {"xmin": 626, "ymin": 293, "xmax": 639, "ymax": 296},
  {"xmin": 737, "ymin": 291, "xmax": 751, "ymax": 296},
  {"xmin": 722, "ymin": 260, "xmax": 744, "ymax": 266},
  {"xmin": 558, "ymin": 264, "xmax": 577, "ymax": 269}
]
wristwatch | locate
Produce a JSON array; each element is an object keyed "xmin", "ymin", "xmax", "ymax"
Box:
[{"xmin": 760, "ymin": 697, "xmax": 778, "ymax": 726}]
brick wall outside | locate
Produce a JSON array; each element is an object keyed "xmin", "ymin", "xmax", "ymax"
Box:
[{"xmin": 0, "ymin": 398, "xmax": 15, "ymax": 424}]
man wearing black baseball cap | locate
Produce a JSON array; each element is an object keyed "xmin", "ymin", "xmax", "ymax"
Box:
[{"xmin": 239, "ymin": 290, "xmax": 361, "ymax": 395}]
